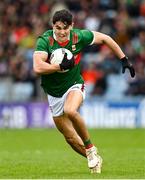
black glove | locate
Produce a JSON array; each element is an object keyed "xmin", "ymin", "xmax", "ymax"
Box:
[
  {"xmin": 121, "ymin": 56, "xmax": 135, "ymax": 78},
  {"xmin": 59, "ymin": 53, "xmax": 75, "ymax": 71}
]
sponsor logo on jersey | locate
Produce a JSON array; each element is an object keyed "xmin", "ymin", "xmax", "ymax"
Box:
[{"xmin": 72, "ymin": 45, "xmax": 76, "ymax": 51}]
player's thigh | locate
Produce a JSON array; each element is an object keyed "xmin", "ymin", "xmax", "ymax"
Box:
[
  {"xmin": 53, "ymin": 114, "xmax": 76, "ymax": 137},
  {"xmin": 64, "ymin": 90, "xmax": 83, "ymax": 112}
]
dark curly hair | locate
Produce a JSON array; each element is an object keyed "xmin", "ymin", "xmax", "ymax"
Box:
[{"xmin": 52, "ymin": 9, "xmax": 73, "ymax": 26}]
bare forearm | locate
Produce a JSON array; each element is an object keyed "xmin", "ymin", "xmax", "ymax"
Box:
[
  {"xmin": 33, "ymin": 53, "xmax": 61, "ymax": 74},
  {"xmin": 92, "ymin": 32, "xmax": 135, "ymax": 78},
  {"xmin": 106, "ymin": 36, "xmax": 135, "ymax": 77},
  {"xmin": 33, "ymin": 59, "xmax": 60, "ymax": 75},
  {"xmin": 93, "ymin": 32, "xmax": 126, "ymax": 59},
  {"xmin": 103, "ymin": 36, "xmax": 125, "ymax": 59},
  {"xmin": 34, "ymin": 62, "xmax": 60, "ymax": 74}
]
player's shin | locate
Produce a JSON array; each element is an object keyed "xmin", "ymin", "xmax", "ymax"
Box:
[{"xmin": 65, "ymin": 136, "xmax": 86, "ymax": 157}]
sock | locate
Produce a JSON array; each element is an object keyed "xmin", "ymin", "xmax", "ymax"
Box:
[{"xmin": 84, "ymin": 139, "xmax": 93, "ymax": 149}]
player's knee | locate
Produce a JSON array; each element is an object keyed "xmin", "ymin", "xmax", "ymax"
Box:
[{"xmin": 64, "ymin": 107, "xmax": 77, "ymax": 118}]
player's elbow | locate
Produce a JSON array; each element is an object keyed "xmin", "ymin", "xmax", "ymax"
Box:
[
  {"xmin": 93, "ymin": 32, "xmax": 112, "ymax": 44},
  {"xmin": 102, "ymin": 34, "xmax": 113, "ymax": 44},
  {"xmin": 33, "ymin": 59, "xmax": 42, "ymax": 75},
  {"xmin": 33, "ymin": 63, "xmax": 41, "ymax": 75}
]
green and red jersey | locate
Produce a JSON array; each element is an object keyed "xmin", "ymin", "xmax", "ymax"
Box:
[{"xmin": 35, "ymin": 28, "xmax": 94, "ymax": 97}]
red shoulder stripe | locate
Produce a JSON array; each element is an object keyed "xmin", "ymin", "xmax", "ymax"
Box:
[
  {"xmin": 74, "ymin": 53, "xmax": 81, "ymax": 65},
  {"xmin": 48, "ymin": 36, "xmax": 54, "ymax": 46},
  {"xmin": 72, "ymin": 33, "xmax": 78, "ymax": 44}
]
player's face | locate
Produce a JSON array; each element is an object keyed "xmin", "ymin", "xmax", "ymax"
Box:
[{"xmin": 53, "ymin": 21, "xmax": 73, "ymax": 42}]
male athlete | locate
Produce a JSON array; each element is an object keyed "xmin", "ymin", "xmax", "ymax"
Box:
[{"xmin": 33, "ymin": 9, "xmax": 135, "ymax": 173}]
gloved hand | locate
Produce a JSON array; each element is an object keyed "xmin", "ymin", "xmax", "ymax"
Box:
[
  {"xmin": 121, "ymin": 56, "xmax": 135, "ymax": 78},
  {"xmin": 59, "ymin": 53, "xmax": 75, "ymax": 71}
]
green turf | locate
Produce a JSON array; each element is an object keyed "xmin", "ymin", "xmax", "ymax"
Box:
[{"xmin": 0, "ymin": 128, "xmax": 145, "ymax": 179}]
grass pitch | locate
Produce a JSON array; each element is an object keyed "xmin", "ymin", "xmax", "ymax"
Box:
[{"xmin": 0, "ymin": 128, "xmax": 144, "ymax": 179}]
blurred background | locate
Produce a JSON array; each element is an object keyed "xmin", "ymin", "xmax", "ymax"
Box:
[{"xmin": 0, "ymin": 0, "xmax": 145, "ymax": 128}]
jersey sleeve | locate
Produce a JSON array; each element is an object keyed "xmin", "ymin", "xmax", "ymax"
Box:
[
  {"xmin": 35, "ymin": 36, "xmax": 48, "ymax": 54},
  {"xmin": 81, "ymin": 30, "xmax": 94, "ymax": 46}
]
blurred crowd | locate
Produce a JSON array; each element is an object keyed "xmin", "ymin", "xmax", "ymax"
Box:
[{"xmin": 0, "ymin": 0, "xmax": 145, "ymax": 102}]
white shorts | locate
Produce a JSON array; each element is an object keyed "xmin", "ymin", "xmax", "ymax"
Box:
[{"xmin": 47, "ymin": 84, "xmax": 86, "ymax": 117}]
